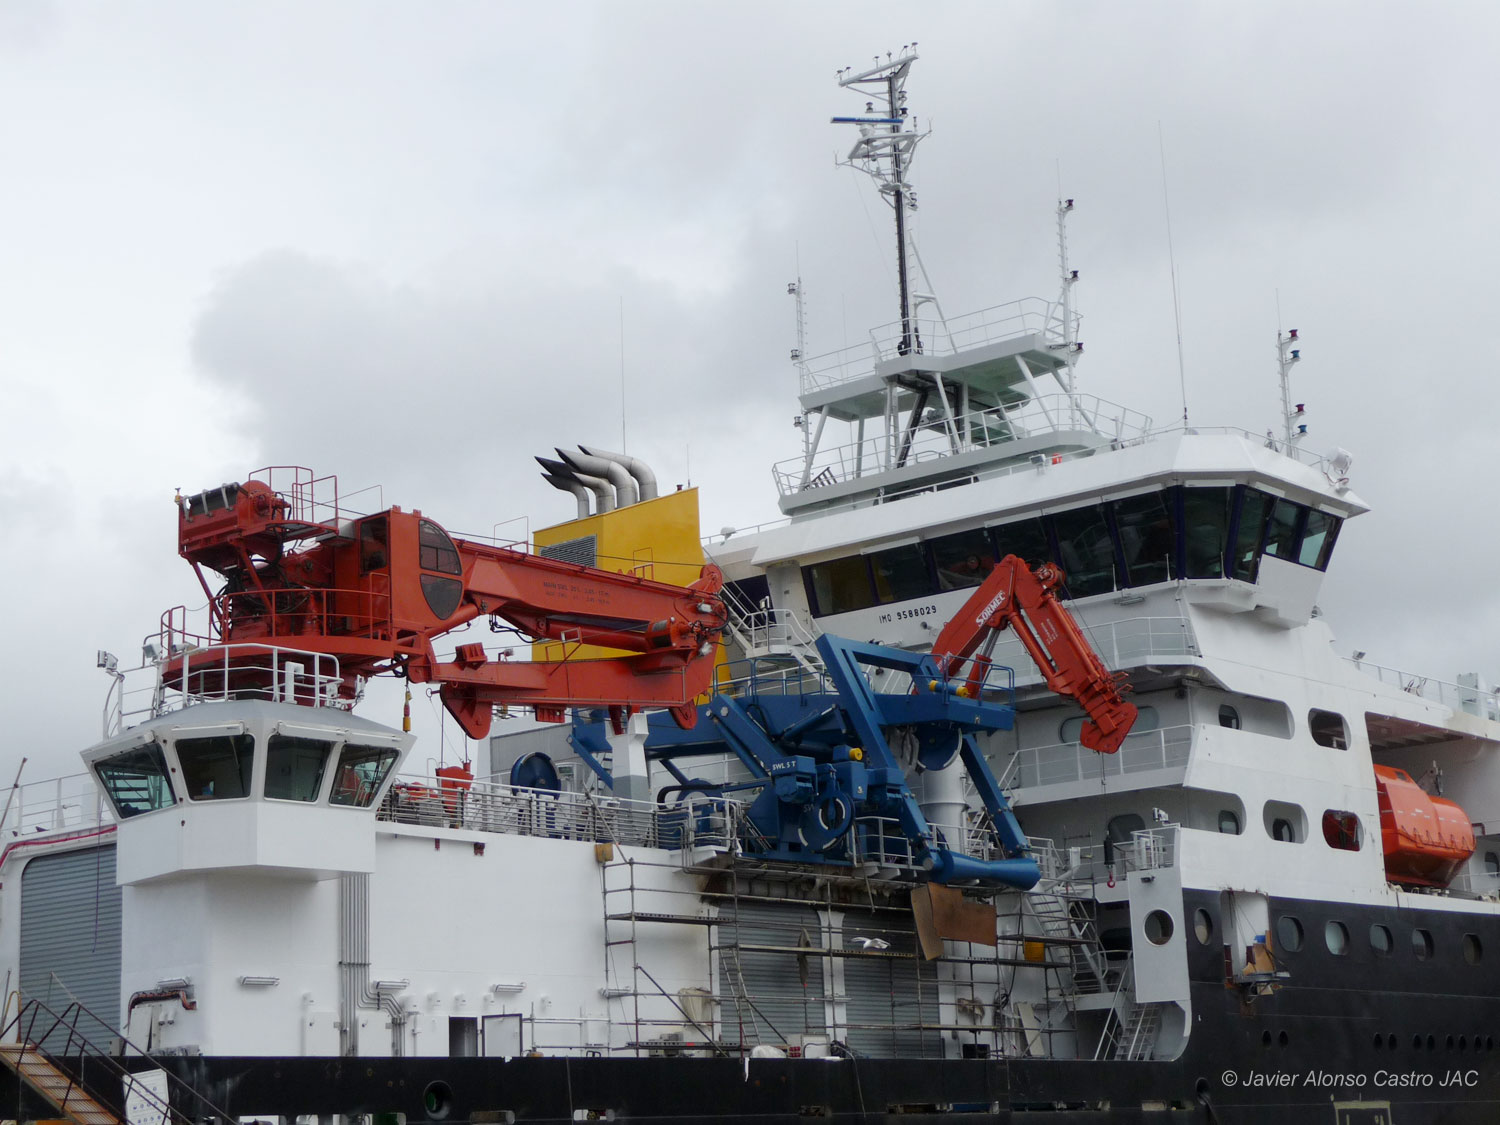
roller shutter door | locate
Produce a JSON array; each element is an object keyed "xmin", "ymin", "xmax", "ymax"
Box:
[
  {"xmin": 842, "ymin": 908, "xmax": 940, "ymax": 1058},
  {"xmin": 717, "ymin": 901, "xmax": 826, "ymax": 1049},
  {"xmin": 19, "ymin": 845, "xmax": 122, "ymax": 1049}
]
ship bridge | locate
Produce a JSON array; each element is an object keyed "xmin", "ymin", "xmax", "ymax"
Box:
[{"xmin": 781, "ymin": 297, "xmax": 1143, "ymax": 518}]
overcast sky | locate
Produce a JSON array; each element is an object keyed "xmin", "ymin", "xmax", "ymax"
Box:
[{"xmin": 2, "ymin": 1, "xmax": 1498, "ymax": 787}]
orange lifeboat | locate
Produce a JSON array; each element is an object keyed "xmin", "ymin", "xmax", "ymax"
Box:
[{"xmin": 1373, "ymin": 765, "xmax": 1475, "ymax": 888}]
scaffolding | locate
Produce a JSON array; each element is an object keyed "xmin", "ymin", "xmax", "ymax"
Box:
[{"xmin": 598, "ymin": 842, "xmax": 1126, "ymax": 1061}]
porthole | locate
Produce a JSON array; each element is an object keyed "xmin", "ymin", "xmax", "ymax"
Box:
[
  {"xmin": 1218, "ymin": 704, "xmax": 1241, "ymax": 729},
  {"xmin": 1218, "ymin": 809, "xmax": 1241, "ymax": 835},
  {"xmin": 1263, "ymin": 800, "xmax": 1306, "ymax": 843},
  {"xmin": 1371, "ymin": 1032, "xmax": 1384, "ymax": 1050},
  {"xmin": 1460, "ymin": 1036, "xmax": 1469, "ymax": 1051},
  {"xmin": 1279, "ymin": 1030, "xmax": 1290, "ymax": 1047},
  {"xmin": 1325, "ymin": 920, "xmax": 1349, "ymax": 956},
  {"xmin": 1464, "ymin": 933, "xmax": 1483, "ymax": 965},
  {"xmin": 1387, "ymin": 1034, "xmax": 1397, "ymax": 1050},
  {"xmin": 1413, "ymin": 1034, "xmax": 1423, "ymax": 1050},
  {"xmin": 1276, "ymin": 915, "xmax": 1304, "ymax": 953},
  {"xmin": 1193, "ymin": 908, "xmax": 1214, "ymax": 945},
  {"xmin": 1370, "ymin": 924, "xmax": 1393, "ymax": 956},
  {"xmin": 1261, "ymin": 1030, "xmax": 1273, "ymax": 1048},
  {"xmin": 1446, "ymin": 1035, "xmax": 1455, "ymax": 1051},
  {"xmin": 1144, "ymin": 909, "xmax": 1175, "ymax": 946},
  {"xmin": 1427, "ymin": 1035, "xmax": 1436, "ymax": 1051},
  {"xmin": 1412, "ymin": 928, "xmax": 1434, "ymax": 961}
]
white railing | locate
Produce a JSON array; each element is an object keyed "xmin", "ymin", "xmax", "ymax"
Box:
[
  {"xmin": 798, "ymin": 297, "xmax": 1063, "ymax": 394},
  {"xmin": 107, "ymin": 644, "xmax": 350, "ymax": 737},
  {"xmin": 986, "ymin": 614, "xmax": 1198, "ymax": 689},
  {"xmin": 1, "ymin": 773, "xmax": 114, "ymax": 835},
  {"xmin": 380, "ymin": 773, "xmax": 668, "ymax": 848},
  {"xmin": 1128, "ymin": 825, "xmax": 1178, "ymax": 871},
  {"xmin": 726, "ymin": 606, "xmax": 823, "ymax": 661},
  {"xmin": 1005, "ymin": 724, "xmax": 1193, "ymax": 790},
  {"xmin": 773, "ymin": 394, "xmax": 1151, "ymax": 497},
  {"xmin": 1346, "ymin": 659, "xmax": 1500, "ymax": 720}
]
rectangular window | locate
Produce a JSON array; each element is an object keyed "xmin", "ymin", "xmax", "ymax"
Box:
[
  {"xmin": 265, "ymin": 735, "xmax": 331, "ymax": 802},
  {"xmin": 804, "ymin": 556, "xmax": 875, "ymax": 616},
  {"xmin": 330, "ymin": 745, "xmax": 401, "ymax": 807},
  {"xmin": 1262, "ymin": 498, "xmax": 1305, "ymax": 560},
  {"xmin": 359, "ymin": 517, "xmax": 389, "ymax": 574},
  {"xmin": 1298, "ymin": 509, "xmax": 1335, "ymax": 568},
  {"xmin": 1314, "ymin": 515, "xmax": 1341, "ymax": 571},
  {"xmin": 869, "ymin": 543, "xmax": 932, "ymax": 604},
  {"xmin": 930, "ymin": 529, "xmax": 994, "ymax": 591},
  {"xmin": 1111, "ymin": 492, "xmax": 1176, "ymax": 586},
  {"xmin": 95, "ymin": 744, "xmax": 176, "ymax": 819},
  {"xmin": 991, "ymin": 517, "xmax": 1052, "ymax": 568},
  {"xmin": 1050, "ymin": 505, "xmax": 1117, "ymax": 598},
  {"xmin": 1232, "ymin": 489, "xmax": 1273, "ymax": 581},
  {"xmin": 1182, "ymin": 487, "xmax": 1233, "ymax": 578},
  {"xmin": 176, "ymin": 734, "xmax": 255, "ymax": 801}
]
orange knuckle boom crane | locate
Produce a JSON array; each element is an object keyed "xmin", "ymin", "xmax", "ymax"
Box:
[
  {"xmin": 929, "ymin": 554, "xmax": 1138, "ymax": 754},
  {"xmin": 167, "ymin": 469, "xmax": 725, "ymax": 739}
]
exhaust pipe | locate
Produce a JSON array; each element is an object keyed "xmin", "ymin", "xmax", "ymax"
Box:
[
  {"xmin": 578, "ymin": 446, "xmax": 659, "ymax": 501},
  {"xmin": 557, "ymin": 448, "xmax": 639, "ymax": 507},
  {"xmin": 538, "ymin": 471, "xmax": 590, "ymax": 520},
  {"xmin": 535, "ymin": 456, "xmax": 615, "ymax": 514}
]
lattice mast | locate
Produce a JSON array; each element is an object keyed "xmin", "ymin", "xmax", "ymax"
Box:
[{"xmin": 833, "ymin": 46, "xmax": 933, "ymax": 356}]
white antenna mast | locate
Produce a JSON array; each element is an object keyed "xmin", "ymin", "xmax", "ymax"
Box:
[
  {"xmin": 833, "ymin": 45, "xmax": 941, "ymax": 355},
  {"xmin": 1277, "ymin": 327, "xmax": 1306, "ymax": 448}
]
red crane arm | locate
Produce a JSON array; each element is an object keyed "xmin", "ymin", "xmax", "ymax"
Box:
[
  {"xmin": 928, "ymin": 555, "xmax": 1138, "ymax": 754},
  {"xmin": 166, "ymin": 472, "xmax": 725, "ymax": 740}
]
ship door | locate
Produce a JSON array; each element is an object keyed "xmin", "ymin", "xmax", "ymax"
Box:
[{"xmin": 483, "ymin": 1013, "xmax": 523, "ymax": 1058}]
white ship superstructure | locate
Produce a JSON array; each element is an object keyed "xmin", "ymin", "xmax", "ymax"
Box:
[{"xmin": 3, "ymin": 46, "xmax": 1500, "ymax": 1125}]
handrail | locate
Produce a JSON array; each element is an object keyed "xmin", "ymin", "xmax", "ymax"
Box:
[
  {"xmin": 2, "ymin": 991, "xmax": 234, "ymax": 1125},
  {"xmin": 772, "ymin": 393, "xmax": 1150, "ymax": 497}
]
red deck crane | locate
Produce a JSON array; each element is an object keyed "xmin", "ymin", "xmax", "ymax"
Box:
[
  {"xmin": 928, "ymin": 555, "xmax": 1138, "ymax": 754},
  {"xmin": 164, "ymin": 469, "xmax": 725, "ymax": 739}
]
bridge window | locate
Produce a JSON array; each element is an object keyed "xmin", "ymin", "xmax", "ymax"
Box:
[
  {"xmin": 1051, "ymin": 505, "xmax": 1116, "ymax": 598},
  {"xmin": 1112, "ymin": 492, "xmax": 1176, "ymax": 586},
  {"xmin": 870, "ymin": 543, "xmax": 932, "ymax": 604},
  {"xmin": 94, "ymin": 744, "xmax": 176, "ymax": 819},
  {"xmin": 176, "ymin": 734, "xmax": 255, "ymax": 801},
  {"xmin": 265, "ymin": 734, "xmax": 332, "ymax": 802},
  {"xmin": 1299, "ymin": 509, "xmax": 1337, "ymax": 568},
  {"xmin": 805, "ymin": 556, "xmax": 876, "ymax": 616},
  {"xmin": 931, "ymin": 529, "xmax": 993, "ymax": 591},
  {"xmin": 330, "ymin": 745, "xmax": 401, "ymax": 807},
  {"xmin": 1182, "ymin": 487, "xmax": 1232, "ymax": 578},
  {"xmin": 1263, "ymin": 498, "xmax": 1304, "ymax": 561},
  {"xmin": 990, "ymin": 516, "xmax": 1051, "ymax": 570},
  {"xmin": 1232, "ymin": 489, "xmax": 1274, "ymax": 580}
]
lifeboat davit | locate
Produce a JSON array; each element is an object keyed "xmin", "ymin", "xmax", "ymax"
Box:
[{"xmin": 1374, "ymin": 765, "xmax": 1476, "ymax": 888}]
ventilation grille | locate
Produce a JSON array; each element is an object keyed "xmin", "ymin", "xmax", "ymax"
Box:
[{"xmin": 538, "ymin": 534, "xmax": 597, "ymax": 568}]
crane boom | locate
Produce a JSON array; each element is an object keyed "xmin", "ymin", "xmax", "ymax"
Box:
[
  {"xmin": 165, "ymin": 470, "xmax": 725, "ymax": 739},
  {"xmin": 929, "ymin": 555, "xmax": 1137, "ymax": 754}
]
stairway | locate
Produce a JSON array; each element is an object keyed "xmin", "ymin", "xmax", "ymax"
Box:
[
  {"xmin": 1112, "ymin": 1001, "xmax": 1161, "ymax": 1061},
  {"xmin": 0, "ymin": 1042, "xmax": 120, "ymax": 1125}
]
